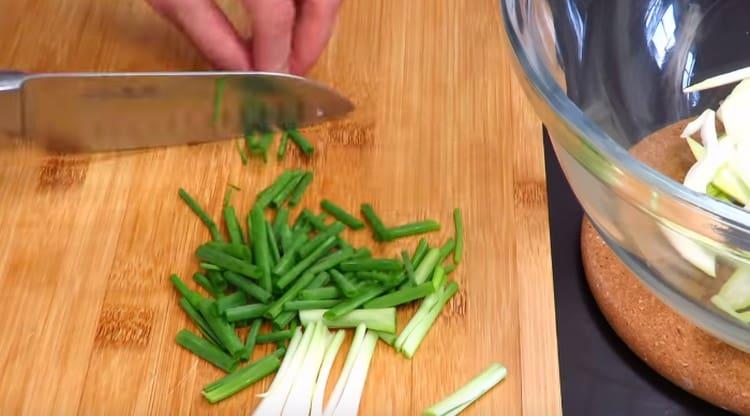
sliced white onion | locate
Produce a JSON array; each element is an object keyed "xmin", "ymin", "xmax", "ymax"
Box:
[
  {"xmin": 311, "ymin": 330, "xmax": 346, "ymax": 416},
  {"xmin": 323, "ymin": 324, "xmax": 367, "ymax": 416},
  {"xmin": 282, "ymin": 322, "xmax": 330, "ymax": 416},
  {"xmin": 328, "ymin": 331, "xmax": 378, "ymax": 416}
]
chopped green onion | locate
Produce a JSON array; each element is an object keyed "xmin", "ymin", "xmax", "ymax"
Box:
[
  {"xmin": 324, "ymin": 286, "xmax": 387, "ymax": 320},
  {"xmin": 431, "ymin": 266, "xmax": 446, "ymax": 291},
  {"xmin": 355, "ymin": 271, "xmax": 400, "ymax": 286},
  {"xmin": 329, "ymin": 269, "xmax": 360, "ymax": 297},
  {"xmin": 283, "ymin": 299, "xmax": 340, "ymax": 311},
  {"xmin": 222, "ymin": 271, "xmax": 272, "ymax": 303},
  {"xmin": 300, "ymin": 286, "xmax": 342, "ymax": 300},
  {"xmin": 255, "ymin": 170, "xmax": 299, "ymax": 209},
  {"xmin": 412, "ymin": 238, "xmax": 429, "ymax": 265},
  {"xmin": 438, "ymin": 239, "xmax": 456, "ymax": 263},
  {"xmin": 171, "ymin": 274, "xmax": 203, "ymax": 307},
  {"xmin": 321, "ymin": 199, "xmax": 365, "ymax": 229},
  {"xmin": 422, "ymin": 363, "xmax": 507, "ymax": 416},
  {"xmin": 298, "ymin": 222, "xmax": 345, "ymax": 257},
  {"xmin": 444, "ymin": 263, "xmax": 457, "ymax": 274},
  {"xmin": 200, "ymin": 262, "xmax": 221, "ymax": 271},
  {"xmin": 271, "ymin": 171, "xmax": 304, "ymax": 208},
  {"xmin": 277, "ymin": 131, "xmax": 290, "ymax": 160},
  {"xmin": 273, "ymin": 208, "xmax": 290, "ymax": 234},
  {"xmin": 301, "ymin": 209, "xmax": 329, "ymax": 231},
  {"xmin": 178, "ymin": 297, "xmax": 222, "ymax": 347},
  {"xmin": 400, "ymin": 282, "xmax": 459, "ymax": 358},
  {"xmin": 202, "ymin": 349, "xmax": 282, "ymax": 403},
  {"xmin": 365, "ymin": 282, "xmax": 435, "ymax": 309},
  {"xmin": 353, "ymin": 248, "xmax": 372, "ymax": 260},
  {"xmin": 453, "ymin": 208, "xmax": 464, "ymax": 264},
  {"xmin": 402, "ymin": 250, "xmax": 417, "ymax": 284},
  {"xmin": 225, "ymin": 303, "xmax": 268, "ymax": 322},
  {"xmin": 276, "ymin": 236, "xmax": 337, "ymax": 289},
  {"xmin": 266, "ymin": 221, "xmax": 281, "ymax": 265},
  {"xmin": 360, "ymin": 203, "xmax": 390, "ymax": 241},
  {"xmin": 241, "ymin": 319, "xmax": 262, "ymax": 361},
  {"xmin": 206, "ymin": 270, "xmax": 228, "ymax": 294},
  {"xmin": 256, "ymin": 131, "xmax": 275, "ymax": 162},
  {"xmin": 224, "ymin": 205, "xmax": 245, "ymax": 245},
  {"xmin": 249, "ymin": 205, "xmax": 272, "ymax": 291},
  {"xmin": 193, "ymin": 273, "xmax": 216, "ymax": 297},
  {"xmin": 374, "ymin": 330, "xmax": 397, "ymax": 346},
  {"xmin": 176, "ymin": 329, "xmax": 237, "ymax": 372},
  {"xmin": 413, "ymin": 248, "xmax": 441, "ymax": 285},
  {"xmin": 196, "ymin": 245, "xmax": 262, "ymax": 279},
  {"xmin": 340, "ymin": 258, "xmax": 403, "ymax": 272},
  {"xmin": 306, "ymin": 271, "xmax": 331, "ymax": 290},
  {"xmin": 203, "ymin": 242, "xmax": 251, "ymax": 261},
  {"xmin": 287, "ymin": 172, "xmax": 314, "ymax": 206},
  {"xmin": 385, "ymin": 220, "xmax": 440, "ymax": 240},
  {"xmin": 179, "ymin": 188, "xmax": 223, "ymax": 242},
  {"xmin": 272, "ymin": 232, "xmax": 310, "ymax": 276},
  {"xmin": 307, "ymin": 247, "xmax": 355, "ymax": 275},
  {"xmin": 197, "ymin": 299, "xmax": 245, "ymax": 356},
  {"xmin": 216, "ymin": 291, "xmax": 247, "ymax": 313},
  {"xmin": 300, "ymin": 308, "xmax": 396, "ymax": 333},
  {"xmin": 256, "ymin": 329, "xmax": 293, "ymax": 344},
  {"xmin": 288, "ymin": 128, "xmax": 314, "ymax": 155},
  {"xmin": 279, "ymin": 224, "xmax": 293, "ymax": 252},
  {"xmin": 272, "ymin": 311, "xmax": 297, "ymax": 328},
  {"xmin": 266, "ymin": 271, "xmax": 319, "ymax": 317},
  {"xmin": 235, "ymin": 140, "xmax": 249, "ymax": 165}
]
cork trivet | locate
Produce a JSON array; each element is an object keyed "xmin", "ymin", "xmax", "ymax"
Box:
[{"xmin": 580, "ymin": 120, "xmax": 750, "ymax": 415}]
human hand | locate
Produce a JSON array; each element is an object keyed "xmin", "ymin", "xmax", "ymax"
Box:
[{"xmin": 148, "ymin": 0, "xmax": 342, "ymax": 75}]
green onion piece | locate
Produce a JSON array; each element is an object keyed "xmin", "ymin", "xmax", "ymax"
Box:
[
  {"xmin": 336, "ymin": 236, "xmax": 353, "ymax": 251},
  {"xmin": 401, "ymin": 282, "xmax": 459, "ymax": 358},
  {"xmin": 301, "ymin": 209, "xmax": 329, "ymax": 231},
  {"xmin": 196, "ymin": 245, "xmax": 262, "ymax": 279},
  {"xmin": 272, "ymin": 232, "xmax": 310, "ymax": 276},
  {"xmin": 412, "ymin": 238, "xmax": 429, "ymax": 266},
  {"xmin": 288, "ymin": 128, "xmax": 314, "ymax": 155},
  {"xmin": 216, "ymin": 291, "xmax": 247, "ymax": 313},
  {"xmin": 300, "ymin": 286, "xmax": 342, "ymax": 300},
  {"xmin": 203, "ymin": 242, "xmax": 252, "ymax": 261},
  {"xmin": 178, "ymin": 188, "xmax": 223, "ymax": 242},
  {"xmin": 257, "ymin": 131, "xmax": 275, "ymax": 162},
  {"xmin": 352, "ymin": 248, "xmax": 372, "ymax": 260},
  {"xmin": 273, "ymin": 311, "xmax": 297, "ymax": 328},
  {"xmin": 402, "ymin": 251, "xmax": 417, "ymax": 285},
  {"xmin": 329, "ymin": 270, "xmax": 360, "ymax": 297},
  {"xmin": 360, "ymin": 203, "xmax": 390, "ymax": 241},
  {"xmin": 249, "ymin": 205, "xmax": 272, "ymax": 291},
  {"xmin": 224, "ymin": 205, "xmax": 245, "ymax": 245},
  {"xmin": 276, "ymin": 236, "xmax": 337, "ymax": 289},
  {"xmin": 213, "ymin": 78, "xmax": 225, "ymax": 124},
  {"xmin": 321, "ymin": 199, "xmax": 365, "ymax": 229},
  {"xmin": 200, "ymin": 262, "xmax": 222, "ymax": 271},
  {"xmin": 374, "ymin": 330, "xmax": 397, "ymax": 346},
  {"xmin": 277, "ymin": 131, "xmax": 290, "ymax": 160},
  {"xmin": 438, "ymin": 239, "xmax": 456, "ymax": 263},
  {"xmin": 444, "ymin": 263, "xmax": 457, "ymax": 274},
  {"xmin": 266, "ymin": 220, "xmax": 281, "ymax": 265},
  {"xmin": 453, "ymin": 208, "xmax": 464, "ymax": 264},
  {"xmin": 413, "ymin": 248, "xmax": 441, "ymax": 285},
  {"xmin": 307, "ymin": 271, "xmax": 331, "ymax": 290},
  {"xmin": 364, "ymin": 282, "xmax": 435, "ymax": 309},
  {"xmin": 179, "ymin": 297, "xmax": 222, "ymax": 347},
  {"xmin": 171, "ymin": 274, "xmax": 203, "ymax": 307},
  {"xmin": 431, "ymin": 266, "xmax": 446, "ymax": 291},
  {"xmin": 266, "ymin": 271, "xmax": 319, "ymax": 317},
  {"xmin": 176, "ymin": 329, "xmax": 238, "ymax": 372},
  {"xmin": 284, "ymin": 299, "xmax": 340, "ymax": 311},
  {"xmin": 193, "ymin": 273, "xmax": 217, "ymax": 297},
  {"xmin": 279, "ymin": 224, "xmax": 293, "ymax": 252},
  {"xmin": 287, "ymin": 172, "xmax": 314, "ymax": 206},
  {"xmin": 299, "ymin": 222, "xmax": 345, "ymax": 257},
  {"xmin": 384, "ymin": 220, "xmax": 440, "ymax": 241},
  {"xmin": 422, "ymin": 363, "xmax": 507, "ymax": 416},
  {"xmin": 202, "ymin": 350, "xmax": 282, "ymax": 403},
  {"xmin": 256, "ymin": 329, "xmax": 293, "ymax": 344},
  {"xmin": 271, "ymin": 172, "xmax": 304, "ymax": 208},
  {"xmin": 240, "ymin": 319, "xmax": 262, "ymax": 361},
  {"xmin": 323, "ymin": 285, "xmax": 386, "ymax": 320},
  {"xmin": 255, "ymin": 170, "xmax": 299, "ymax": 209},
  {"xmin": 340, "ymin": 258, "xmax": 403, "ymax": 273},
  {"xmin": 223, "ymin": 271, "xmax": 272, "ymax": 303},
  {"xmin": 197, "ymin": 299, "xmax": 245, "ymax": 356},
  {"xmin": 299, "ymin": 308, "xmax": 397, "ymax": 333},
  {"xmin": 234, "ymin": 140, "xmax": 249, "ymax": 165},
  {"xmin": 307, "ymin": 247, "xmax": 355, "ymax": 275},
  {"xmin": 355, "ymin": 271, "xmax": 400, "ymax": 286},
  {"xmin": 274, "ymin": 207, "xmax": 290, "ymax": 235},
  {"xmin": 225, "ymin": 303, "xmax": 268, "ymax": 322},
  {"xmin": 245, "ymin": 131, "xmax": 260, "ymax": 153},
  {"xmin": 206, "ymin": 270, "xmax": 228, "ymax": 294}
]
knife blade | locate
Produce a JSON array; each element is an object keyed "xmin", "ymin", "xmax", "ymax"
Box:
[{"xmin": 0, "ymin": 71, "xmax": 354, "ymax": 152}]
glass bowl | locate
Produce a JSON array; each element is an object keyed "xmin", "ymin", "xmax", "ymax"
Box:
[{"xmin": 500, "ymin": 0, "xmax": 750, "ymax": 351}]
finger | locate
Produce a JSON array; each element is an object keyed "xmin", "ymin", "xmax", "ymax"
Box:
[
  {"xmin": 290, "ymin": 0, "xmax": 342, "ymax": 75},
  {"xmin": 148, "ymin": 0, "xmax": 252, "ymax": 70},
  {"xmin": 243, "ymin": 0, "xmax": 296, "ymax": 72}
]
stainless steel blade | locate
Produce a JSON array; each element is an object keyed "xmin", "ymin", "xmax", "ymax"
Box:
[{"xmin": 0, "ymin": 71, "xmax": 354, "ymax": 152}]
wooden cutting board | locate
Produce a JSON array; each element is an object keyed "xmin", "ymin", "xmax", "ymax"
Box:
[{"xmin": 0, "ymin": 1, "xmax": 561, "ymax": 414}]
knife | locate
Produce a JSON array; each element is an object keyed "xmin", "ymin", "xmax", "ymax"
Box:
[{"xmin": 0, "ymin": 71, "xmax": 354, "ymax": 152}]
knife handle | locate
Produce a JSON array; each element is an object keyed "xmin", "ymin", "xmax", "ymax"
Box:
[{"xmin": 0, "ymin": 71, "xmax": 24, "ymax": 137}]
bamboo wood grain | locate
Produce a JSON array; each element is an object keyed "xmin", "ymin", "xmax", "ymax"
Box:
[{"xmin": 0, "ymin": 0, "xmax": 561, "ymax": 414}]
